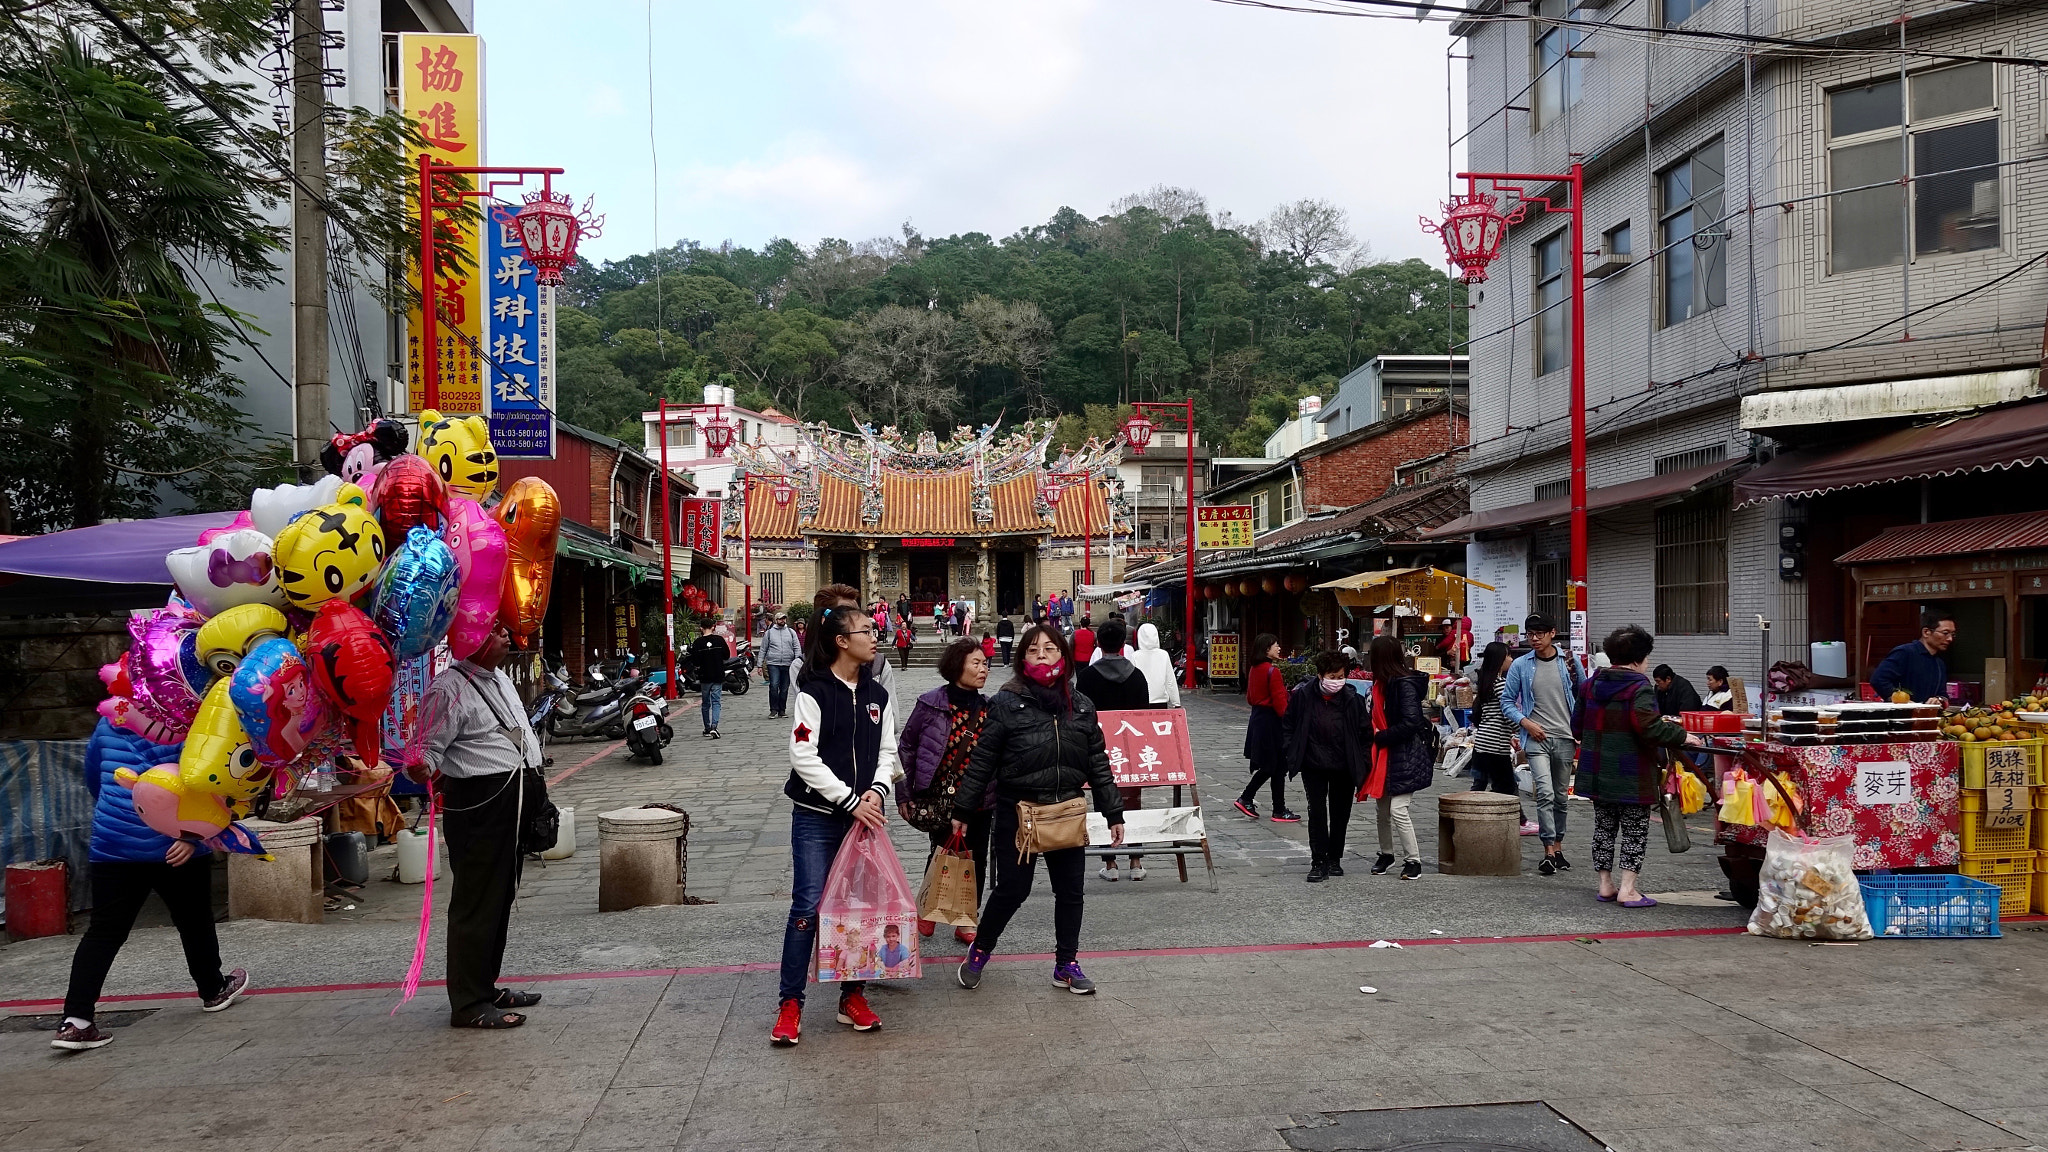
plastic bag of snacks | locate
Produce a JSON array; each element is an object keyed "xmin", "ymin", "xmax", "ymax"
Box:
[
  {"xmin": 1746, "ymin": 829, "xmax": 1872, "ymax": 940},
  {"xmin": 1717, "ymin": 774, "xmax": 1756, "ymax": 826},
  {"xmin": 1668, "ymin": 765, "xmax": 1709, "ymax": 815}
]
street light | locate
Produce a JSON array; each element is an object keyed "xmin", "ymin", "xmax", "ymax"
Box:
[
  {"xmin": 1122, "ymin": 401, "xmax": 1197, "ymax": 689},
  {"xmin": 1423, "ymin": 167, "xmax": 1588, "ymax": 657},
  {"xmin": 1042, "ymin": 470, "xmax": 1094, "ymax": 586},
  {"xmin": 653, "ymin": 399, "xmax": 736, "ymax": 697}
]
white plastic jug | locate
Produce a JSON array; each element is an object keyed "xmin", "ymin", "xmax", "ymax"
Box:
[
  {"xmin": 1810, "ymin": 641, "xmax": 1848, "ymax": 679},
  {"xmin": 396, "ymin": 825, "xmax": 440, "ymax": 884},
  {"xmin": 543, "ymin": 806, "xmax": 576, "ymax": 860}
]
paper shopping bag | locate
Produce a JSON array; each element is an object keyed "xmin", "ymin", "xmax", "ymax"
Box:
[
  {"xmin": 917, "ymin": 835, "xmax": 979, "ymax": 928},
  {"xmin": 813, "ymin": 823, "xmax": 923, "ymax": 983}
]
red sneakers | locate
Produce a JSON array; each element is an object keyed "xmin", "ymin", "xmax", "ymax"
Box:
[
  {"xmin": 770, "ymin": 998, "xmax": 802, "ymax": 1046},
  {"xmin": 835, "ymin": 991, "xmax": 881, "ymax": 1032}
]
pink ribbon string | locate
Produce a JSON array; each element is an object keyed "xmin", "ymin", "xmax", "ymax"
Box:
[{"xmin": 392, "ymin": 782, "xmax": 439, "ymax": 1013}]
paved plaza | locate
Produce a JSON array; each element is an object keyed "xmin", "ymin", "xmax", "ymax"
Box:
[{"xmin": 5, "ymin": 670, "xmax": 2048, "ymax": 1151}]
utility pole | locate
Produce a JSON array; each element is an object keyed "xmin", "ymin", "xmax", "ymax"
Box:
[{"xmin": 290, "ymin": 0, "xmax": 330, "ymax": 480}]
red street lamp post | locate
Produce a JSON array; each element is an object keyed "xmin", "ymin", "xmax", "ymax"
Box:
[
  {"xmin": 1423, "ymin": 167, "xmax": 1589, "ymax": 656},
  {"xmin": 653, "ymin": 400, "xmax": 735, "ymax": 698},
  {"xmin": 1041, "ymin": 470, "xmax": 1094, "ymax": 587},
  {"xmin": 415, "ymin": 159, "xmax": 602, "ymax": 411},
  {"xmin": 1122, "ymin": 400, "xmax": 1198, "ymax": 689}
]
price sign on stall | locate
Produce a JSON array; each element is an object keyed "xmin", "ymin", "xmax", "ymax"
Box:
[
  {"xmin": 1984, "ymin": 745, "xmax": 2030, "ymax": 828},
  {"xmin": 1854, "ymin": 760, "xmax": 1913, "ymax": 806}
]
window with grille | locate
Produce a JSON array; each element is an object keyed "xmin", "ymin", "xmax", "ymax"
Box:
[
  {"xmin": 1655, "ymin": 492, "xmax": 1730, "ymax": 635},
  {"xmin": 1827, "ymin": 62, "xmax": 1999, "ymax": 273},
  {"xmin": 1655, "ymin": 444, "xmax": 1727, "ymax": 475},
  {"xmin": 758, "ymin": 571, "xmax": 784, "ymax": 611},
  {"xmin": 1533, "ymin": 558, "xmax": 1565, "ymax": 630},
  {"xmin": 1534, "ymin": 478, "xmax": 1570, "ymax": 502},
  {"xmin": 1533, "ymin": 232, "xmax": 1568, "ymax": 375},
  {"xmin": 1660, "ymin": 137, "xmax": 1726, "ymax": 326},
  {"xmin": 1140, "ymin": 465, "xmax": 1177, "ymax": 496}
]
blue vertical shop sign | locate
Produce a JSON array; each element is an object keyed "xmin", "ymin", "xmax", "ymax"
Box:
[{"xmin": 484, "ymin": 203, "xmax": 555, "ymax": 458}]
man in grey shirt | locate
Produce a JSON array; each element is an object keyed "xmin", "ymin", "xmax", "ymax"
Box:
[
  {"xmin": 416, "ymin": 621, "xmax": 544, "ymax": 1028},
  {"xmin": 761, "ymin": 612, "xmax": 800, "ymax": 718},
  {"xmin": 1500, "ymin": 613, "xmax": 1585, "ymax": 875}
]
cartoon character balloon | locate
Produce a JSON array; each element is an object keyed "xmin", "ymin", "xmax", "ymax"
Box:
[
  {"xmin": 165, "ymin": 529, "xmax": 285, "ymax": 618},
  {"xmin": 320, "ymin": 419, "xmax": 409, "ymax": 489},
  {"xmin": 98, "ymin": 662, "xmax": 182, "ymax": 745},
  {"xmin": 271, "ymin": 503, "xmax": 385, "ymax": 610},
  {"xmin": 443, "ymin": 496, "xmax": 509, "ymax": 661},
  {"xmin": 306, "ymin": 600, "xmax": 396, "ymax": 766},
  {"xmin": 494, "ymin": 477, "xmax": 561, "ymax": 647},
  {"xmin": 372, "ymin": 526, "xmax": 462, "ymax": 661},
  {"xmin": 194, "ymin": 604, "xmax": 290, "ymax": 681},
  {"xmin": 195, "ymin": 510, "xmax": 255, "ymax": 547},
  {"xmin": 251, "ymin": 474, "xmax": 348, "ymax": 539},
  {"xmin": 230, "ymin": 637, "xmax": 330, "ymax": 771},
  {"xmin": 124, "ymin": 606, "xmax": 207, "ymax": 735},
  {"xmin": 114, "ymin": 763, "xmax": 235, "ymax": 843},
  {"xmin": 368, "ymin": 453, "xmax": 449, "ymax": 541},
  {"xmin": 175, "ymin": 678, "xmax": 272, "ymax": 809},
  {"xmin": 419, "ymin": 409, "xmax": 499, "ymax": 501}
]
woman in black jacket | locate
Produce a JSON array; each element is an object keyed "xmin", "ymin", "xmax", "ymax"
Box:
[
  {"xmin": 1280, "ymin": 651, "xmax": 1371, "ymax": 883},
  {"xmin": 951, "ymin": 625, "xmax": 1125, "ymax": 995},
  {"xmin": 1363, "ymin": 635, "xmax": 1434, "ymax": 880}
]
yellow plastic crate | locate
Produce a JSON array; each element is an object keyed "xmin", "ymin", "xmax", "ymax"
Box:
[
  {"xmin": 1960, "ymin": 738, "xmax": 2043, "ymax": 788},
  {"xmin": 1959, "ymin": 852, "xmax": 2033, "ymax": 919},
  {"xmin": 2034, "ymin": 856, "xmax": 2048, "ymax": 915},
  {"xmin": 2032, "ymin": 816, "xmax": 2048, "ymax": 853},
  {"xmin": 1960, "ymin": 790, "xmax": 2033, "ymax": 855}
]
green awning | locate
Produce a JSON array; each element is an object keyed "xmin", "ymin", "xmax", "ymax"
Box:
[{"xmin": 557, "ymin": 533, "xmax": 651, "ymax": 581}]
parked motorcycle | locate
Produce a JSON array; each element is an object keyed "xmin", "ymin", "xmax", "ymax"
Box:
[
  {"xmin": 682, "ymin": 641, "xmax": 754, "ymax": 696},
  {"xmin": 623, "ymin": 671, "xmax": 674, "ymax": 764},
  {"xmin": 548, "ymin": 662, "xmax": 637, "ymax": 741}
]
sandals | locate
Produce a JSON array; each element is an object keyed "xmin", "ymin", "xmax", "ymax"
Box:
[
  {"xmin": 455, "ymin": 1010, "xmax": 526, "ymax": 1029},
  {"xmin": 1595, "ymin": 892, "xmax": 1618, "ymax": 903},
  {"xmin": 1620, "ymin": 896, "xmax": 1659, "ymax": 909},
  {"xmin": 493, "ymin": 989, "xmax": 542, "ymax": 1009}
]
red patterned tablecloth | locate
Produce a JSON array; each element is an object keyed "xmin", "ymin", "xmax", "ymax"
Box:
[{"xmin": 1716, "ymin": 740, "xmax": 1961, "ymax": 869}]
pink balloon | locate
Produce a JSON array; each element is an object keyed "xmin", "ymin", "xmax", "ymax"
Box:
[
  {"xmin": 442, "ymin": 496, "xmax": 508, "ymax": 661},
  {"xmin": 124, "ymin": 608, "xmax": 204, "ymax": 733},
  {"xmin": 196, "ymin": 510, "xmax": 255, "ymax": 547},
  {"xmin": 117, "ymin": 763, "xmax": 233, "ymax": 842}
]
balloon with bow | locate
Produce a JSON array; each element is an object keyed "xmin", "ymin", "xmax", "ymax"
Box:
[
  {"xmin": 229, "ymin": 637, "xmax": 332, "ymax": 772},
  {"xmin": 372, "ymin": 526, "xmax": 462, "ymax": 661},
  {"xmin": 165, "ymin": 528, "xmax": 286, "ymax": 618},
  {"xmin": 305, "ymin": 600, "xmax": 396, "ymax": 767},
  {"xmin": 443, "ymin": 496, "xmax": 509, "ymax": 661},
  {"xmin": 369, "ymin": 453, "xmax": 449, "ymax": 541},
  {"xmin": 495, "ymin": 477, "xmax": 561, "ymax": 647}
]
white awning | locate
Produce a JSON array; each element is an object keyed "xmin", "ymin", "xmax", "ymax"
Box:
[{"xmin": 1739, "ymin": 368, "xmax": 2040, "ymax": 431}]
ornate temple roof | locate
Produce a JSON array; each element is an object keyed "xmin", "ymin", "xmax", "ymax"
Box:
[{"xmin": 728, "ymin": 418, "xmax": 1121, "ymax": 542}]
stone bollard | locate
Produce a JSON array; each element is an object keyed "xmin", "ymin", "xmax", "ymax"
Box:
[
  {"xmin": 228, "ymin": 816, "xmax": 324, "ymax": 923},
  {"xmin": 1436, "ymin": 791, "xmax": 1522, "ymax": 876},
  {"xmin": 598, "ymin": 805, "xmax": 689, "ymax": 912}
]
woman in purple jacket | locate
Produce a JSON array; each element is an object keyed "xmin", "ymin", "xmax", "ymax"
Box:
[{"xmin": 897, "ymin": 638, "xmax": 993, "ymax": 944}]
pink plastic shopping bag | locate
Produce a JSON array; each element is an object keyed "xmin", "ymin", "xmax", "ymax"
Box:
[{"xmin": 812, "ymin": 823, "xmax": 923, "ymax": 983}]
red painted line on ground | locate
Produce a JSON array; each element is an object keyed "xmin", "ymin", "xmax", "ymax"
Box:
[
  {"xmin": 0, "ymin": 922, "xmax": 1843, "ymax": 1011},
  {"xmin": 548, "ymin": 739, "xmax": 623, "ymax": 787}
]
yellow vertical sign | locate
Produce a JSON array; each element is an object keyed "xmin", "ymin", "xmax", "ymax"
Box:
[{"xmin": 401, "ymin": 33, "xmax": 485, "ymax": 414}]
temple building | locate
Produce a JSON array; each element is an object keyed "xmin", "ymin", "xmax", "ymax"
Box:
[{"xmin": 724, "ymin": 419, "xmax": 1124, "ymax": 621}]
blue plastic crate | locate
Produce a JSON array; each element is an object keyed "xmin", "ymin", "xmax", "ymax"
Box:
[{"xmin": 1860, "ymin": 874, "xmax": 2003, "ymax": 938}]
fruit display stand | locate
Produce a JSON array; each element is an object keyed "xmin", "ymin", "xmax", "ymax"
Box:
[{"xmin": 1716, "ymin": 738, "xmax": 1961, "ymax": 908}]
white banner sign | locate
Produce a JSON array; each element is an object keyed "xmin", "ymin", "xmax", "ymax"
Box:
[{"xmin": 1464, "ymin": 537, "xmax": 1528, "ymax": 644}]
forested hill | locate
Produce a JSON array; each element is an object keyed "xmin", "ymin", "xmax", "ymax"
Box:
[{"xmin": 554, "ymin": 187, "xmax": 1467, "ymax": 455}]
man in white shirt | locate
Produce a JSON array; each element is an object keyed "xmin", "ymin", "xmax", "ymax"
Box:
[{"xmin": 417, "ymin": 621, "xmax": 544, "ymax": 1029}]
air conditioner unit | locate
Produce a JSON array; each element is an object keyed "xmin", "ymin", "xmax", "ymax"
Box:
[{"xmin": 1585, "ymin": 241, "xmax": 1633, "ymax": 279}]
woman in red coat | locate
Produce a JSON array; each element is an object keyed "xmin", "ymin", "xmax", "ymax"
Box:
[{"xmin": 1233, "ymin": 634, "xmax": 1299, "ymax": 822}]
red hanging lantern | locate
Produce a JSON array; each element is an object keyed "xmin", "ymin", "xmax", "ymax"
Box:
[
  {"xmin": 1201, "ymin": 583, "xmax": 1220, "ymax": 601},
  {"xmin": 1121, "ymin": 412, "xmax": 1155, "ymax": 453},
  {"xmin": 1421, "ymin": 189, "xmax": 1524, "ymax": 284},
  {"xmin": 1040, "ymin": 479, "xmax": 1064, "ymax": 507},
  {"xmin": 701, "ymin": 413, "xmax": 737, "ymax": 455},
  {"xmin": 512, "ymin": 190, "xmax": 583, "ymax": 287},
  {"xmin": 771, "ymin": 480, "xmax": 796, "ymax": 507},
  {"xmin": 1260, "ymin": 575, "xmax": 1280, "ymax": 595},
  {"xmin": 1283, "ymin": 573, "xmax": 1308, "ymax": 594}
]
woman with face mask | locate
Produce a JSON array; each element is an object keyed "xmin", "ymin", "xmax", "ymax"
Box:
[
  {"xmin": 950, "ymin": 625, "xmax": 1125, "ymax": 994},
  {"xmin": 1279, "ymin": 651, "xmax": 1372, "ymax": 882}
]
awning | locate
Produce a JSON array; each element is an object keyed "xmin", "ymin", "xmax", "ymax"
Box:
[
  {"xmin": 1422, "ymin": 459, "xmax": 1744, "ymax": 539},
  {"xmin": 1078, "ymin": 581, "xmax": 1150, "ymax": 598},
  {"xmin": 0, "ymin": 511, "xmax": 238, "ymax": 584},
  {"xmin": 558, "ymin": 527, "xmax": 651, "ymax": 579},
  {"xmin": 1739, "ymin": 368, "xmax": 2040, "ymax": 431},
  {"xmin": 1310, "ymin": 567, "xmax": 1495, "ymax": 610},
  {"xmin": 1735, "ymin": 398, "xmax": 2048, "ymax": 506},
  {"xmin": 1835, "ymin": 510, "xmax": 2048, "ymax": 566}
]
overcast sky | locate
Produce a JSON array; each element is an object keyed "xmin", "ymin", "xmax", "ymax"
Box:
[{"xmin": 477, "ymin": 0, "xmax": 1464, "ymax": 268}]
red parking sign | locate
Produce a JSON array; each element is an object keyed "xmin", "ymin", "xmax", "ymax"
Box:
[{"xmin": 1098, "ymin": 709, "xmax": 1196, "ymax": 787}]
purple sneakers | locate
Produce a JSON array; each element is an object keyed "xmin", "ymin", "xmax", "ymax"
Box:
[
  {"xmin": 50, "ymin": 1021, "xmax": 112, "ymax": 1051},
  {"xmin": 957, "ymin": 945, "xmax": 990, "ymax": 989},
  {"xmin": 1052, "ymin": 962, "xmax": 1096, "ymax": 994},
  {"xmin": 202, "ymin": 967, "xmax": 250, "ymax": 1013}
]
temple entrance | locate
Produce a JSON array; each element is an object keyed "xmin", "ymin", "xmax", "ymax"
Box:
[
  {"xmin": 995, "ymin": 551, "xmax": 1025, "ymax": 618},
  {"xmin": 908, "ymin": 551, "xmax": 949, "ymax": 615},
  {"xmin": 830, "ymin": 551, "xmax": 862, "ymax": 597}
]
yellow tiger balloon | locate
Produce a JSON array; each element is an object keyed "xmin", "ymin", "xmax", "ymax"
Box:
[
  {"xmin": 272, "ymin": 503, "xmax": 385, "ymax": 609},
  {"xmin": 419, "ymin": 409, "xmax": 499, "ymax": 501}
]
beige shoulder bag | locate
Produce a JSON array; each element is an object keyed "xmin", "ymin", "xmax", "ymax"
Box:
[{"xmin": 1015, "ymin": 797, "xmax": 1090, "ymax": 861}]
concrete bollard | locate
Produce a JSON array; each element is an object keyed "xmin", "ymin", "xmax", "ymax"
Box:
[
  {"xmin": 228, "ymin": 816, "xmax": 324, "ymax": 922},
  {"xmin": 597, "ymin": 805, "xmax": 689, "ymax": 912},
  {"xmin": 1436, "ymin": 791, "xmax": 1522, "ymax": 876}
]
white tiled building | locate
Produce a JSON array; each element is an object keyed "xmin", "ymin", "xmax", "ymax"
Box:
[{"xmin": 1444, "ymin": 0, "xmax": 2048, "ymax": 686}]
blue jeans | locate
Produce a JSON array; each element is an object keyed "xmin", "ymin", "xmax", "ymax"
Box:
[
  {"xmin": 1524, "ymin": 734, "xmax": 1578, "ymax": 846},
  {"xmin": 779, "ymin": 807, "xmax": 861, "ymax": 1004},
  {"xmin": 700, "ymin": 682, "xmax": 722, "ymax": 731},
  {"xmin": 766, "ymin": 664, "xmax": 791, "ymax": 714}
]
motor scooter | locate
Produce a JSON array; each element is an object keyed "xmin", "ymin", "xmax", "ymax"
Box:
[
  {"xmin": 682, "ymin": 642, "xmax": 754, "ymax": 696},
  {"xmin": 624, "ymin": 672, "xmax": 674, "ymax": 764},
  {"xmin": 548, "ymin": 662, "xmax": 637, "ymax": 740}
]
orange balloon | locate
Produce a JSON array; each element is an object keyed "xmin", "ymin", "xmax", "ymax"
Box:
[{"xmin": 494, "ymin": 477, "xmax": 561, "ymax": 647}]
